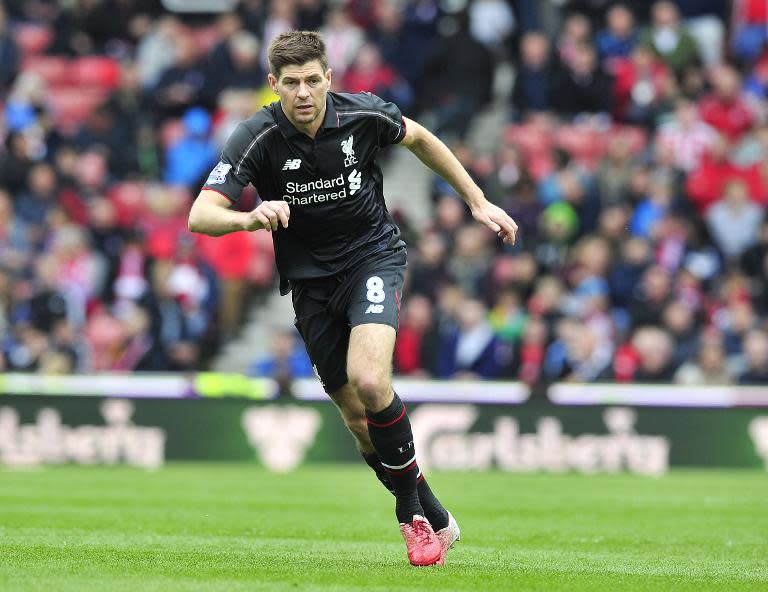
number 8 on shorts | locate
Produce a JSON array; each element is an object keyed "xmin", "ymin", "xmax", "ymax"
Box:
[{"xmin": 366, "ymin": 276, "xmax": 385, "ymax": 303}]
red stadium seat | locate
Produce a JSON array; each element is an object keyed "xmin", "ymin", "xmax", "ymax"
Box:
[
  {"xmin": 616, "ymin": 125, "xmax": 648, "ymax": 154},
  {"xmin": 109, "ymin": 182, "xmax": 147, "ymax": 227},
  {"xmin": 22, "ymin": 56, "xmax": 70, "ymax": 86},
  {"xmin": 504, "ymin": 122, "xmax": 556, "ymax": 180},
  {"xmin": 73, "ymin": 57, "xmax": 121, "ymax": 89},
  {"xmin": 505, "ymin": 123, "xmax": 554, "ymax": 155},
  {"xmin": 555, "ymin": 125, "xmax": 603, "ymax": 169},
  {"xmin": 46, "ymin": 87, "xmax": 109, "ymax": 134},
  {"xmin": 554, "ymin": 124, "xmax": 648, "ymax": 170},
  {"xmin": 22, "ymin": 56, "xmax": 122, "ymax": 91},
  {"xmin": 527, "ymin": 152, "xmax": 555, "ymax": 180}
]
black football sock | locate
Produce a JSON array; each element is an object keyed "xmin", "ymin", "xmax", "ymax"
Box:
[
  {"xmin": 365, "ymin": 393, "xmax": 423, "ymax": 523},
  {"xmin": 362, "ymin": 451, "xmax": 449, "ymax": 530},
  {"xmin": 417, "ymin": 474, "xmax": 449, "ymax": 531},
  {"xmin": 361, "ymin": 451, "xmax": 395, "ymax": 494}
]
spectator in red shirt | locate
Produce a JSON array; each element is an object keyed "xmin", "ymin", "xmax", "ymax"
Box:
[
  {"xmin": 517, "ymin": 315, "xmax": 548, "ymax": 384},
  {"xmin": 394, "ymin": 294, "xmax": 438, "ymax": 376},
  {"xmin": 698, "ymin": 66, "xmax": 756, "ymax": 142},
  {"xmin": 685, "ymin": 134, "xmax": 746, "ymax": 213},
  {"xmin": 612, "ymin": 44, "xmax": 672, "ymax": 125}
]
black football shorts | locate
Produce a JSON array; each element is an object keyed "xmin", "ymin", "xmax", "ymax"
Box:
[{"xmin": 291, "ymin": 248, "xmax": 406, "ymax": 393}]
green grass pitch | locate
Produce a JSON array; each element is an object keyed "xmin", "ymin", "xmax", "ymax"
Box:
[{"xmin": 1, "ymin": 464, "xmax": 767, "ymax": 591}]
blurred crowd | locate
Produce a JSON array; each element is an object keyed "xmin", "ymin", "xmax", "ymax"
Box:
[
  {"xmin": 383, "ymin": 0, "xmax": 768, "ymax": 387},
  {"xmin": 0, "ymin": 1, "xmax": 766, "ymax": 386}
]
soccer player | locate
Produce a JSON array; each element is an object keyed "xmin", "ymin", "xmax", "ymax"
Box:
[{"xmin": 188, "ymin": 31, "xmax": 517, "ymax": 566}]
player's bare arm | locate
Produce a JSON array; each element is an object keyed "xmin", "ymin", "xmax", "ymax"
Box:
[
  {"xmin": 399, "ymin": 116, "xmax": 518, "ymax": 245},
  {"xmin": 188, "ymin": 190, "xmax": 290, "ymax": 236}
]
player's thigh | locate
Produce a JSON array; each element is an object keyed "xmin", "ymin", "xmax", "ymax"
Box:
[
  {"xmin": 346, "ymin": 323, "xmax": 396, "ymax": 409},
  {"xmin": 292, "ymin": 283, "xmax": 350, "ymax": 394}
]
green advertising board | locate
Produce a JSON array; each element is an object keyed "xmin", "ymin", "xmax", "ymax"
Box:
[{"xmin": 1, "ymin": 396, "xmax": 766, "ymax": 474}]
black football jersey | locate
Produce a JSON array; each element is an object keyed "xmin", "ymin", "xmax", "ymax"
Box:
[{"xmin": 201, "ymin": 91, "xmax": 407, "ymax": 293}]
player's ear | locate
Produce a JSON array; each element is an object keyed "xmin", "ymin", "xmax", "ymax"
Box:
[
  {"xmin": 268, "ymin": 72, "xmax": 278, "ymax": 93},
  {"xmin": 325, "ymin": 68, "xmax": 332, "ymax": 86}
]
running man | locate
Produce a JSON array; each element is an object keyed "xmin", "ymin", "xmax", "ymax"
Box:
[{"xmin": 189, "ymin": 30, "xmax": 517, "ymax": 566}]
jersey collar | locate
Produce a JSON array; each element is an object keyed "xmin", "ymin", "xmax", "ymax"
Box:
[{"xmin": 276, "ymin": 93, "xmax": 339, "ymax": 138}]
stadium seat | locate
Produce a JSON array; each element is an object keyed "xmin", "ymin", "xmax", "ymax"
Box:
[
  {"xmin": 73, "ymin": 57, "xmax": 121, "ymax": 89},
  {"xmin": 46, "ymin": 87, "xmax": 109, "ymax": 133},
  {"xmin": 556, "ymin": 124, "xmax": 648, "ymax": 170},
  {"xmin": 527, "ymin": 152, "xmax": 555, "ymax": 180},
  {"xmin": 505, "ymin": 123, "xmax": 556, "ymax": 180},
  {"xmin": 108, "ymin": 182, "xmax": 147, "ymax": 227},
  {"xmin": 555, "ymin": 125, "xmax": 604, "ymax": 169},
  {"xmin": 22, "ymin": 56, "xmax": 70, "ymax": 86},
  {"xmin": 617, "ymin": 125, "xmax": 648, "ymax": 153},
  {"xmin": 505, "ymin": 123, "xmax": 554, "ymax": 155}
]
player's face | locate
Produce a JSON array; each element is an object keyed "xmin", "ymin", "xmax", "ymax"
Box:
[{"xmin": 269, "ymin": 60, "xmax": 331, "ymax": 131}]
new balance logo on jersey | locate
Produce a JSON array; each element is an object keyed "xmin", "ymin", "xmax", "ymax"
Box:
[
  {"xmin": 282, "ymin": 159, "xmax": 302, "ymax": 170},
  {"xmin": 341, "ymin": 135, "xmax": 357, "ymax": 167},
  {"xmin": 365, "ymin": 304, "xmax": 384, "ymax": 314},
  {"xmin": 348, "ymin": 169, "xmax": 361, "ymax": 195}
]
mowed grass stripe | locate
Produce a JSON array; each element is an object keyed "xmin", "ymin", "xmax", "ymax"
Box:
[
  {"xmin": 3, "ymin": 537, "xmax": 766, "ymax": 578},
  {"xmin": 1, "ymin": 464, "xmax": 767, "ymax": 591}
]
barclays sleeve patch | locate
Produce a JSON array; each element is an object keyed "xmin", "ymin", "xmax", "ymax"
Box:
[{"xmin": 206, "ymin": 162, "xmax": 232, "ymax": 185}]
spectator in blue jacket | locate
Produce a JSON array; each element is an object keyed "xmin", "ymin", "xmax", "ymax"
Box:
[
  {"xmin": 249, "ymin": 329, "xmax": 315, "ymax": 395},
  {"xmin": 595, "ymin": 3, "xmax": 640, "ymax": 62},
  {"xmin": 163, "ymin": 107, "xmax": 218, "ymax": 189},
  {"xmin": 436, "ymin": 297, "xmax": 501, "ymax": 378}
]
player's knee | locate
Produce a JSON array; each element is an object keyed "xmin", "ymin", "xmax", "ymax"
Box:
[{"xmin": 348, "ymin": 370, "xmax": 390, "ymax": 409}]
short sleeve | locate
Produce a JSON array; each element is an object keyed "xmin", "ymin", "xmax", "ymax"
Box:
[
  {"xmin": 201, "ymin": 122, "xmax": 260, "ymax": 203},
  {"xmin": 365, "ymin": 92, "xmax": 406, "ymax": 147}
]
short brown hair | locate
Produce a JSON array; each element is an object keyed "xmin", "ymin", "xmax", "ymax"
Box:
[{"xmin": 268, "ymin": 30, "xmax": 328, "ymax": 78}]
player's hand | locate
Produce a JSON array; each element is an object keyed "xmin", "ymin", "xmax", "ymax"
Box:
[
  {"xmin": 470, "ymin": 199, "xmax": 518, "ymax": 245},
  {"xmin": 244, "ymin": 201, "xmax": 290, "ymax": 232}
]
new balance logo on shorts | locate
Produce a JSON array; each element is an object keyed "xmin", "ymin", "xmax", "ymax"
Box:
[
  {"xmin": 365, "ymin": 304, "xmax": 384, "ymax": 314},
  {"xmin": 282, "ymin": 159, "xmax": 302, "ymax": 170}
]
